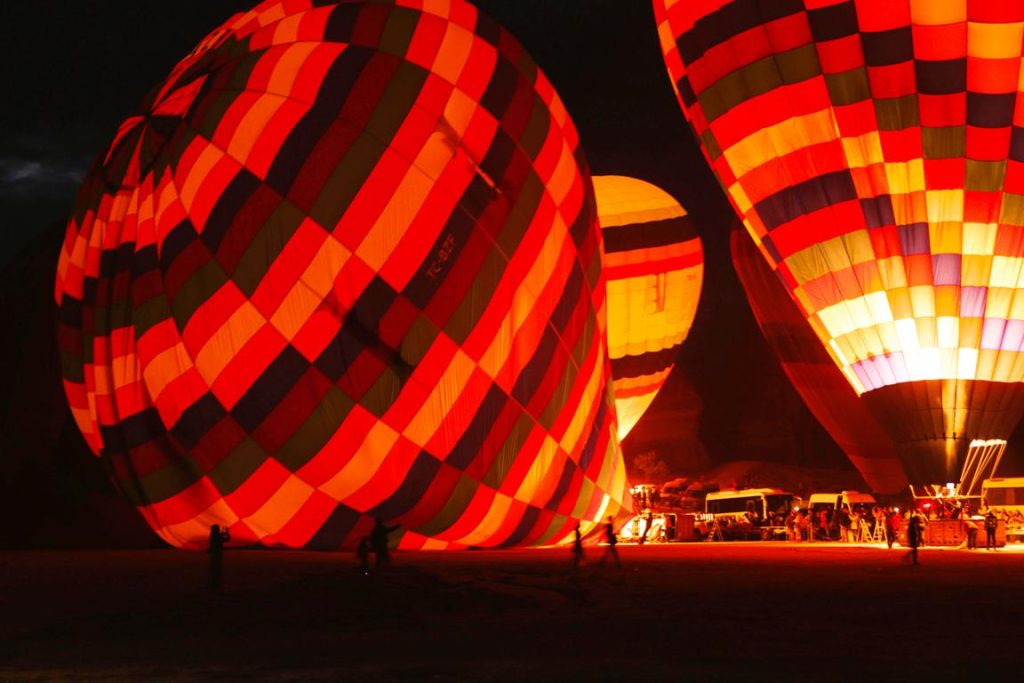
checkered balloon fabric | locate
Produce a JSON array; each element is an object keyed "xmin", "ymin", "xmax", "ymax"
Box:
[
  {"xmin": 56, "ymin": 0, "xmax": 630, "ymax": 549},
  {"xmin": 655, "ymin": 0, "xmax": 1024, "ymax": 484}
]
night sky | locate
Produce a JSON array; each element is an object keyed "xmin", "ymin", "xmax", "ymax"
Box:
[{"xmin": 1, "ymin": 1, "xmax": 854, "ymax": 481}]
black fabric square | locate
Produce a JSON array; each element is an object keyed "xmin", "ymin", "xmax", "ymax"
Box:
[{"xmin": 231, "ymin": 345, "xmax": 309, "ymax": 432}]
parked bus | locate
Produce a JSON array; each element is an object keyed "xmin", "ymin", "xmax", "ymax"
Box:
[
  {"xmin": 982, "ymin": 477, "xmax": 1024, "ymax": 507},
  {"xmin": 704, "ymin": 488, "xmax": 796, "ymax": 540},
  {"xmin": 982, "ymin": 477, "xmax": 1024, "ymax": 543}
]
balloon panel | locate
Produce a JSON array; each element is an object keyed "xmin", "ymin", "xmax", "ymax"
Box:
[
  {"xmin": 655, "ymin": 1, "xmax": 1024, "ymax": 391},
  {"xmin": 593, "ymin": 175, "xmax": 703, "ymax": 439},
  {"xmin": 55, "ymin": 0, "xmax": 630, "ymax": 549}
]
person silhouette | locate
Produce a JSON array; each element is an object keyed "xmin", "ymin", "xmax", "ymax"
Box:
[
  {"xmin": 207, "ymin": 524, "xmax": 230, "ymax": 589},
  {"xmin": 572, "ymin": 523, "xmax": 585, "ymax": 570},
  {"xmin": 905, "ymin": 512, "xmax": 922, "ymax": 565},
  {"xmin": 964, "ymin": 516, "xmax": 978, "ymax": 550},
  {"xmin": 598, "ymin": 516, "xmax": 621, "ymax": 569},
  {"xmin": 370, "ymin": 518, "xmax": 399, "ymax": 569},
  {"xmin": 984, "ymin": 511, "xmax": 998, "ymax": 550},
  {"xmin": 356, "ymin": 536, "xmax": 371, "ymax": 574}
]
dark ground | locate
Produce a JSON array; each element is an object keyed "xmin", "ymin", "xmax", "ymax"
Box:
[{"xmin": 3, "ymin": 543, "xmax": 1022, "ymax": 681}]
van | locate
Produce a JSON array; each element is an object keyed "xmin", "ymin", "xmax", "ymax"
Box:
[{"xmin": 806, "ymin": 491, "xmax": 877, "ymax": 540}]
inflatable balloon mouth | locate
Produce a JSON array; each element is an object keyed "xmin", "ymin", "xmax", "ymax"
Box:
[
  {"xmin": 656, "ymin": 0, "xmax": 1024, "ymax": 486},
  {"xmin": 860, "ymin": 380, "xmax": 1024, "ymax": 485},
  {"xmin": 55, "ymin": 0, "xmax": 631, "ymax": 550}
]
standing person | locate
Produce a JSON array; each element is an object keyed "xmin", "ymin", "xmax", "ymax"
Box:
[
  {"xmin": 664, "ymin": 514, "xmax": 676, "ymax": 542},
  {"xmin": 817, "ymin": 509, "xmax": 829, "ymax": 541},
  {"xmin": 639, "ymin": 510, "xmax": 654, "ymax": 544},
  {"xmin": 784, "ymin": 509, "xmax": 796, "ymax": 542},
  {"xmin": 207, "ymin": 524, "xmax": 230, "ymax": 590},
  {"xmin": 356, "ymin": 536, "xmax": 371, "ymax": 574},
  {"xmin": 797, "ymin": 511, "xmax": 809, "ymax": 542},
  {"xmin": 963, "ymin": 517, "xmax": 978, "ymax": 550},
  {"xmin": 572, "ymin": 523, "xmax": 585, "ymax": 570},
  {"xmin": 884, "ymin": 509, "xmax": 896, "ymax": 549},
  {"xmin": 838, "ymin": 506, "xmax": 852, "ymax": 543},
  {"xmin": 370, "ymin": 517, "xmax": 399, "ymax": 569},
  {"xmin": 598, "ymin": 516, "xmax": 621, "ymax": 569},
  {"xmin": 890, "ymin": 509, "xmax": 905, "ymax": 548},
  {"xmin": 984, "ymin": 511, "xmax": 999, "ymax": 551},
  {"xmin": 906, "ymin": 511, "xmax": 922, "ymax": 565}
]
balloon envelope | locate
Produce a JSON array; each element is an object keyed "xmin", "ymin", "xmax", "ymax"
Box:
[
  {"xmin": 731, "ymin": 226, "xmax": 907, "ymax": 493},
  {"xmin": 593, "ymin": 175, "xmax": 703, "ymax": 440},
  {"xmin": 655, "ymin": 0, "xmax": 1024, "ymax": 484},
  {"xmin": 55, "ymin": 0, "xmax": 630, "ymax": 549}
]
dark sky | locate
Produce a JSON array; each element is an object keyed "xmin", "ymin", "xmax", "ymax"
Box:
[{"xmin": 1, "ymin": 1, "xmax": 852, "ymax": 473}]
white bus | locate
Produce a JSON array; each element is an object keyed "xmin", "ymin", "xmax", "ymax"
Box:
[
  {"xmin": 982, "ymin": 477, "xmax": 1024, "ymax": 542},
  {"xmin": 982, "ymin": 477, "xmax": 1024, "ymax": 508},
  {"xmin": 704, "ymin": 488, "xmax": 796, "ymax": 540}
]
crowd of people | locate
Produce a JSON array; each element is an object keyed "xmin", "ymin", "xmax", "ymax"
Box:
[
  {"xmin": 777, "ymin": 503, "xmax": 1006, "ymax": 551},
  {"xmin": 781, "ymin": 504, "xmax": 901, "ymax": 544}
]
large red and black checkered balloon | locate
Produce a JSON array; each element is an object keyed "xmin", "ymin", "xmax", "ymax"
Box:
[{"xmin": 55, "ymin": 0, "xmax": 631, "ymax": 550}]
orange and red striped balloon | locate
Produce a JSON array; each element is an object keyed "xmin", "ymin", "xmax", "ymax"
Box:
[{"xmin": 56, "ymin": 0, "xmax": 631, "ymax": 550}]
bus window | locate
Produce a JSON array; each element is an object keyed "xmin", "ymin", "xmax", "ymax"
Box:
[
  {"xmin": 986, "ymin": 486, "xmax": 1024, "ymax": 506},
  {"xmin": 765, "ymin": 495, "xmax": 793, "ymax": 516}
]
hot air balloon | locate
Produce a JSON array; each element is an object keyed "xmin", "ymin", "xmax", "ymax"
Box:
[
  {"xmin": 55, "ymin": 0, "xmax": 631, "ymax": 550},
  {"xmin": 592, "ymin": 175, "xmax": 703, "ymax": 440},
  {"xmin": 731, "ymin": 226, "xmax": 908, "ymax": 493},
  {"xmin": 655, "ymin": 0, "xmax": 1024, "ymax": 485}
]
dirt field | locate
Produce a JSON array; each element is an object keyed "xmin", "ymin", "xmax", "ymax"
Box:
[{"xmin": 3, "ymin": 542, "xmax": 1022, "ymax": 681}]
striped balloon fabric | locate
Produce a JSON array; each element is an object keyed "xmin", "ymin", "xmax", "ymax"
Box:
[
  {"xmin": 655, "ymin": 0, "xmax": 1024, "ymax": 483},
  {"xmin": 55, "ymin": 0, "xmax": 630, "ymax": 550},
  {"xmin": 593, "ymin": 176, "xmax": 703, "ymax": 440}
]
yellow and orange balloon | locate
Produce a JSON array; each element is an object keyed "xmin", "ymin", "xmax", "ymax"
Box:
[{"xmin": 593, "ymin": 175, "xmax": 703, "ymax": 440}]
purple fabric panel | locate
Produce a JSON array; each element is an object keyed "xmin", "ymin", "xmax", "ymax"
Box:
[
  {"xmin": 898, "ymin": 223, "xmax": 930, "ymax": 255},
  {"xmin": 959, "ymin": 286, "xmax": 986, "ymax": 318},
  {"xmin": 1003, "ymin": 319, "xmax": 1024, "ymax": 352},
  {"xmin": 981, "ymin": 318, "xmax": 1007, "ymax": 350},
  {"xmin": 931, "ymin": 253, "xmax": 961, "ymax": 285}
]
